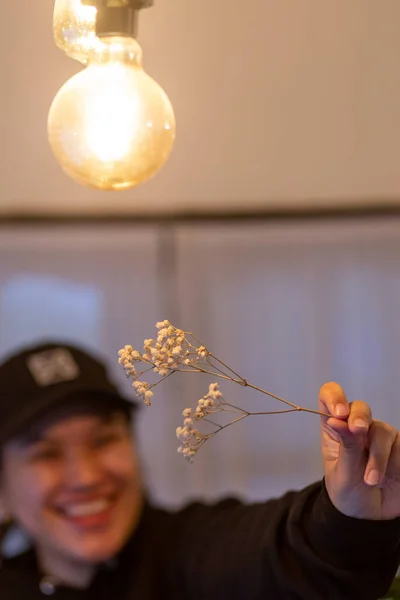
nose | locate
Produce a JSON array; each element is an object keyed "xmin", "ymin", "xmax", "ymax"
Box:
[{"xmin": 63, "ymin": 448, "xmax": 102, "ymax": 490}]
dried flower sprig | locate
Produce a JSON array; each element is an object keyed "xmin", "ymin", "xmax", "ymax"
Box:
[{"xmin": 118, "ymin": 320, "xmax": 330, "ymax": 461}]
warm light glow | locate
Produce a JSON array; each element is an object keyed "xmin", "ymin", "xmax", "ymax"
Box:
[
  {"xmin": 53, "ymin": 0, "xmax": 99, "ymax": 64},
  {"xmin": 83, "ymin": 65, "xmax": 142, "ymax": 163},
  {"xmin": 48, "ymin": 38, "xmax": 176, "ymax": 191}
]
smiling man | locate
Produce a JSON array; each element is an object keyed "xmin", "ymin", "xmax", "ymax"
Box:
[
  {"xmin": 2, "ymin": 409, "xmax": 143, "ymax": 587},
  {"xmin": 0, "ymin": 342, "xmax": 400, "ymax": 599},
  {"xmin": 0, "ymin": 343, "xmax": 145, "ymax": 593}
]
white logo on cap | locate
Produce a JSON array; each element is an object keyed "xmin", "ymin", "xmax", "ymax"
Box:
[{"xmin": 26, "ymin": 349, "xmax": 80, "ymax": 387}]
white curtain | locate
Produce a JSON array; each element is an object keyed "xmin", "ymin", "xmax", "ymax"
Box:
[{"xmin": 1, "ymin": 217, "xmax": 400, "ymax": 510}]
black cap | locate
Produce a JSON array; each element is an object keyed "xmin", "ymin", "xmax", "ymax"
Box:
[{"xmin": 0, "ymin": 342, "xmax": 135, "ymax": 444}]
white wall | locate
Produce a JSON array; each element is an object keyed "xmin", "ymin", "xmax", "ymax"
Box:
[{"xmin": 2, "ymin": 1, "xmax": 400, "ymax": 215}]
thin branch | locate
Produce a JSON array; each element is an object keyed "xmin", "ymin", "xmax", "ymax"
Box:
[
  {"xmin": 207, "ymin": 352, "xmax": 246, "ymax": 383},
  {"xmin": 135, "ymin": 365, "xmax": 156, "ymax": 377},
  {"xmin": 186, "ymin": 332, "xmax": 247, "ymax": 382},
  {"xmin": 210, "ymin": 413, "xmax": 248, "ymax": 434},
  {"xmin": 244, "ymin": 382, "xmax": 331, "ymax": 418},
  {"xmin": 202, "ymin": 417, "xmax": 223, "ymax": 430},
  {"xmin": 205, "ymin": 355, "xmax": 232, "ymax": 379},
  {"xmin": 246, "ymin": 408, "xmax": 298, "ymax": 416},
  {"xmin": 174, "ymin": 367, "xmax": 236, "ymax": 383}
]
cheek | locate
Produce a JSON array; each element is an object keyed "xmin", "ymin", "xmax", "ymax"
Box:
[
  {"xmin": 4, "ymin": 465, "xmax": 60, "ymax": 524},
  {"xmin": 103, "ymin": 444, "xmax": 141, "ymax": 489}
]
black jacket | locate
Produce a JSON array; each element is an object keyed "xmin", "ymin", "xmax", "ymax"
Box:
[{"xmin": 1, "ymin": 481, "xmax": 400, "ymax": 600}]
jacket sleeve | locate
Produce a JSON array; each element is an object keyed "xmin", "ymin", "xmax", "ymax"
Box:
[{"xmin": 173, "ymin": 480, "xmax": 400, "ymax": 600}]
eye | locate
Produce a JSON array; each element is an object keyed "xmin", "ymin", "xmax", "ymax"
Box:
[
  {"xmin": 29, "ymin": 447, "xmax": 62, "ymax": 462},
  {"xmin": 91, "ymin": 432, "xmax": 121, "ymax": 449}
]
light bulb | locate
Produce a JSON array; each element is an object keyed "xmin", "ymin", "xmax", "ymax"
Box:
[
  {"xmin": 47, "ymin": 37, "xmax": 176, "ymax": 191},
  {"xmin": 53, "ymin": 0, "xmax": 99, "ymax": 64}
]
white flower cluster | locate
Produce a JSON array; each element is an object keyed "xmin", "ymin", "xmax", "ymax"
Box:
[
  {"xmin": 194, "ymin": 383, "xmax": 223, "ymax": 418},
  {"xmin": 176, "ymin": 408, "xmax": 208, "ymax": 461},
  {"xmin": 175, "ymin": 384, "xmax": 223, "ymax": 460},
  {"xmin": 118, "ymin": 320, "xmax": 210, "ymax": 406},
  {"xmin": 117, "ymin": 344, "xmax": 140, "ymax": 378},
  {"xmin": 117, "ymin": 345, "xmax": 154, "ymax": 404},
  {"xmin": 143, "ymin": 320, "xmax": 187, "ymax": 375},
  {"xmin": 132, "ymin": 381, "xmax": 153, "ymax": 406}
]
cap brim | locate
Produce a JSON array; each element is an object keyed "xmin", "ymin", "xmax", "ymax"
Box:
[{"xmin": 0, "ymin": 382, "xmax": 137, "ymax": 444}]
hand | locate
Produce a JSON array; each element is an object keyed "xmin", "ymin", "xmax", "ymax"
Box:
[{"xmin": 319, "ymin": 382, "xmax": 400, "ymax": 520}]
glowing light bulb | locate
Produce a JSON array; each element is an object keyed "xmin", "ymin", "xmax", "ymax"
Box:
[
  {"xmin": 47, "ymin": 38, "xmax": 176, "ymax": 191},
  {"xmin": 53, "ymin": 0, "xmax": 99, "ymax": 64}
]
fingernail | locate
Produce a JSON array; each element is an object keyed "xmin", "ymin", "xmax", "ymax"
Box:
[
  {"xmin": 335, "ymin": 404, "xmax": 348, "ymax": 417},
  {"xmin": 354, "ymin": 418, "xmax": 369, "ymax": 430},
  {"xmin": 366, "ymin": 469, "xmax": 380, "ymax": 486}
]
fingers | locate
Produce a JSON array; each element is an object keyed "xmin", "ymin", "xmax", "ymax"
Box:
[
  {"xmin": 318, "ymin": 383, "xmax": 399, "ymax": 488},
  {"xmin": 319, "ymin": 385, "xmax": 372, "ymax": 468},
  {"xmin": 364, "ymin": 421, "xmax": 397, "ymax": 487},
  {"xmin": 318, "ymin": 382, "xmax": 350, "ymax": 420},
  {"xmin": 326, "ymin": 402, "xmax": 372, "ymax": 456},
  {"xmin": 347, "ymin": 400, "xmax": 372, "ymax": 433},
  {"xmin": 319, "ymin": 383, "xmax": 372, "ymax": 431},
  {"xmin": 324, "ymin": 397, "xmax": 373, "ymax": 450}
]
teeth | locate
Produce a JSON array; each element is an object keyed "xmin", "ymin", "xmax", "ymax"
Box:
[{"xmin": 64, "ymin": 500, "xmax": 110, "ymax": 517}]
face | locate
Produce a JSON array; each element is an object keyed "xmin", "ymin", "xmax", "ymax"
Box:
[{"xmin": 0, "ymin": 411, "xmax": 143, "ymax": 568}]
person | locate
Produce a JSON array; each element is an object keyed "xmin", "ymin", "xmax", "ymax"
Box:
[{"xmin": 0, "ymin": 342, "xmax": 399, "ymax": 600}]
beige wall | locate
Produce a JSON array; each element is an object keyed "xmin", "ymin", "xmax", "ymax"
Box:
[{"xmin": 1, "ymin": 0, "xmax": 400, "ymax": 216}]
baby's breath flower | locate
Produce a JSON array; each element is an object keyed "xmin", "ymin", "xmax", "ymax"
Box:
[
  {"xmin": 132, "ymin": 380, "xmax": 153, "ymax": 405},
  {"xmin": 157, "ymin": 328, "xmax": 169, "ymax": 342},
  {"xmin": 209, "ymin": 382, "xmax": 222, "ymax": 397},
  {"xmin": 118, "ymin": 324, "xmax": 223, "ymax": 420},
  {"xmin": 194, "ymin": 383, "xmax": 223, "ymax": 419},
  {"xmin": 176, "ymin": 415, "xmax": 208, "ymax": 462},
  {"xmin": 156, "ymin": 320, "xmax": 171, "ymax": 329},
  {"xmin": 119, "ymin": 319, "xmax": 328, "ymax": 463},
  {"xmin": 118, "ymin": 347, "xmax": 140, "ymax": 377}
]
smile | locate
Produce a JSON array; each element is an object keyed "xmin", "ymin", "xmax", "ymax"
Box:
[
  {"xmin": 56, "ymin": 497, "xmax": 117, "ymax": 530},
  {"xmin": 63, "ymin": 499, "xmax": 112, "ymax": 518}
]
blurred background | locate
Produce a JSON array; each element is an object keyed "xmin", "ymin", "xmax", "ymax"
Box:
[{"xmin": 1, "ymin": 0, "xmax": 400, "ymax": 508}]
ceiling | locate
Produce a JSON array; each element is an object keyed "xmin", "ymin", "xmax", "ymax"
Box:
[{"xmin": 2, "ymin": 0, "xmax": 400, "ymax": 216}]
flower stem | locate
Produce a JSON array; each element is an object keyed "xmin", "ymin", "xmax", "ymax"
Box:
[{"xmin": 244, "ymin": 382, "xmax": 331, "ymax": 418}]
